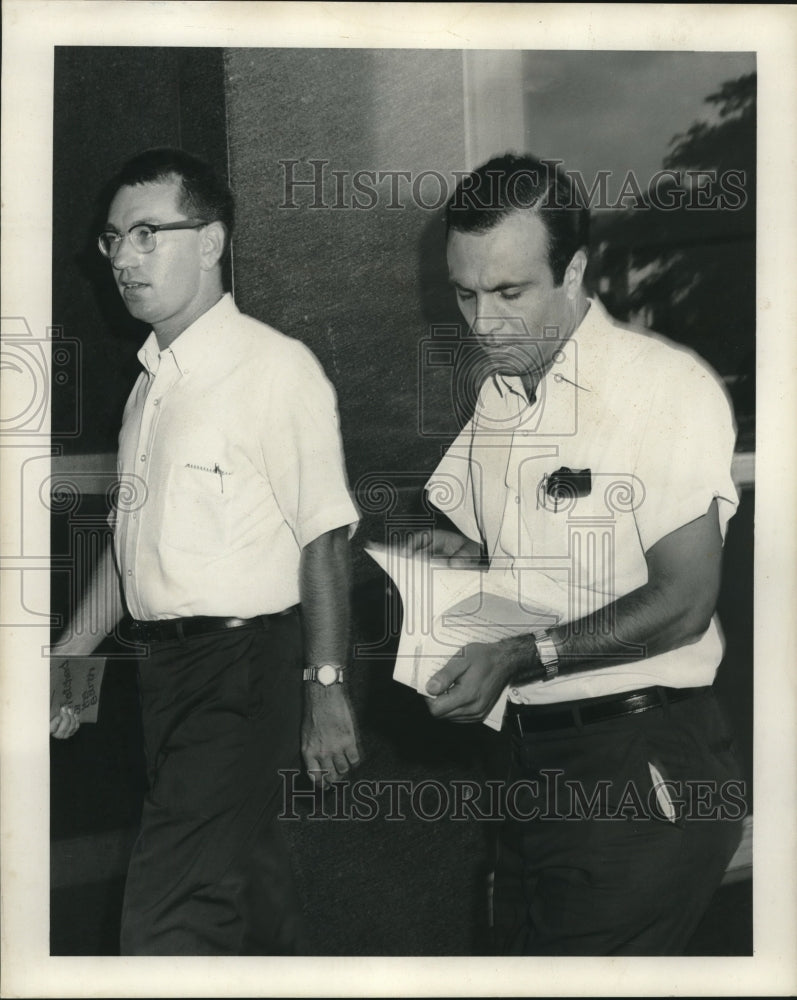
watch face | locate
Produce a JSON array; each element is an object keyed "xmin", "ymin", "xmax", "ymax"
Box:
[{"xmin": 316, "ymin": 664, "xmax": 338, "ymax": 686}]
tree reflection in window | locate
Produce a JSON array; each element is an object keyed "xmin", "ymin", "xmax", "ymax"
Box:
[{"xmin": 591, "ymin": 73, "xmax": 756, "ymax": 450}]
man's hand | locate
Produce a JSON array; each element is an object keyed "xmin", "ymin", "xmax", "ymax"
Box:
[
  {"xmin": 301, "ymin": 685, "xmax": 362, "ymax": 790},
  {"xmin": 49, "ymin": 650, "xmax": 83, "ymax": 740},
  {"xmin": 390, "ymin": 528, "xmax": 482, "ymax": 566},
  {"xmin": 425, "ymin": 637, "xmax": 523, "ymax": 723},
  {"xmin": 50, "ymin": 705, "xmax": 80, "ymax": 740}
]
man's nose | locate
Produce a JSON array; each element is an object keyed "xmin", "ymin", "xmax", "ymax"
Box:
[
  {"xmin": 472, "ymin": 309, "xmax": 505, "ymax": 347},
  {"xmin": 111, "ymin": 234, "xmax": 140, "ymax": 270}
]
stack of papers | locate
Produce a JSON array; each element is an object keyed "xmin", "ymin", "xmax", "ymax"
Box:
[{"xmin": 366, "ymin": 545, "xmax": 564, "ymax": 730}]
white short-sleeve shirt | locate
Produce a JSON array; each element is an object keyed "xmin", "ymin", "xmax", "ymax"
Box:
[
  {"xmin": 426, "ymin": 297, "xmax": 739, "ymax": 703},
  {"xmin": 114, "ymin": 293, "xmax": 359, "ymax": 620}
]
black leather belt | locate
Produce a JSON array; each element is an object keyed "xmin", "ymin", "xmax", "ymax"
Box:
[
  {"xmin": 126, "ymin": 606, "xmax": 298, "ymax": 644},
  {"xmin": 507, "ymin": 685, "xmax": 712, "ymax": 736}
]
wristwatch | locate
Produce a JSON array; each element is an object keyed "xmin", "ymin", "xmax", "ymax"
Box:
[
  {"xmin": 534, "ymin": 631, "xmax": 560, "ymax": 682},
  {"xmin": 302, "ymin": 663, "xmax": 345, "ymax": 686}
]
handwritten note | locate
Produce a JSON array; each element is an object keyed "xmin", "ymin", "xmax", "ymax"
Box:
[{"xmin": 50, "ymin": 657, "xmax": 106, "ymax": 724}]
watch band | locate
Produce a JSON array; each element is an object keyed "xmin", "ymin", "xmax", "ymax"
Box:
[{"xmin": 534, "ymin": 630, "xmax": 560, "ymax": 681}]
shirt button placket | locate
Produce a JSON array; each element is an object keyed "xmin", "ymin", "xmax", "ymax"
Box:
[{"xmin": 130, "ymin": 376, "xmax": 161, "ymax": 618}]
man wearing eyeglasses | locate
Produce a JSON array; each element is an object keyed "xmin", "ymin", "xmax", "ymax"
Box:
[{"xmin": 50, "ymin": 148, "xmax": 361, "ymax": 955}]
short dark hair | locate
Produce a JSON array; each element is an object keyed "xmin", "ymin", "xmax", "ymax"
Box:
[
  {"xmin": 446, "ymin": 153, "xmax": 589, "ymax": 285},
  {"xmin": 110, "ymin": 147, "xmax": 234, "ymax": 258}
]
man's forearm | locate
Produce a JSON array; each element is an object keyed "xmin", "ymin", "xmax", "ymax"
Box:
[
  {"xmin": 507, "ymin": 579, "xmax": 713, "ymax": 685},
  {"xmin": 507, "ymin": 504, "xmax": 723, "ymax": 685},
  {"xmin": 299, "ymin": 526, "xmax": 351, "ymax": 666},
  {"xmin": 299, "ymin": 526, "xmax": 361, "ymax": 782},
  {"xmin": 554, "ymin": 578, "xmax": 712, "ymax": 671},
  {"xmin": 52, "ymin": 540, "xmax": 124, "ymax": 657}
]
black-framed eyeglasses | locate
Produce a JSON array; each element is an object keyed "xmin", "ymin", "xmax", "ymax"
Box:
[{"xmin": 97, "ymin": 219, "xmax": 209, "ymax": 258}]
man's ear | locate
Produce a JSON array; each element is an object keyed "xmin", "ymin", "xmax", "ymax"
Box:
[
  {"xmin": 199, "ymin": 221, "xmax": 226, "ymax": 270},
  {"xmin": 564, "ymin": 249, "xmax": 588, "ymax": 298}
]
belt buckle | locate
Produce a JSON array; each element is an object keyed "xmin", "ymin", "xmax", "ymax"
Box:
[
  {"xmin": 128, "ymin": 618, "xmax": 146, "ymax": 640},
  {"xmin": 126, "ymin": 619, "xmax": 154, "ymax": 646}
]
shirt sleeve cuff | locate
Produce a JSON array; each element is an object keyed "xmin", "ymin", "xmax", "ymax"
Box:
[
  {"xmin": 637, "ymin": 484, "xmax": 739, "ymax": 552},
  {"xmin": 295, "ymin": 501, "xmax": 361, "ymax": 550}
]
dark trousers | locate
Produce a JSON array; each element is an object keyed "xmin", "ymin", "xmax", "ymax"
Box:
[
  {"xmin": 120, "ymin": 614, "xmax": 305, "ymax": 955},
  {"xmin": 492, "ymin": 688, "xmax": 745, "ymax": 955}
]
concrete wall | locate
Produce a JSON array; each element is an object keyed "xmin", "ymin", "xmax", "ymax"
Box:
[
  {"xmin": 224, "ymin": 48, "xmax": 468, "ymax": 496},
  {"xmin": 52, "ymin": 47, "xmax": 228, "ymax": 454}
]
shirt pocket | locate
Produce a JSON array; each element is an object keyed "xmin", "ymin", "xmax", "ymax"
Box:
[{"xmin": 161, "ymin": 461, "xmax": 234, "ymax": 554}]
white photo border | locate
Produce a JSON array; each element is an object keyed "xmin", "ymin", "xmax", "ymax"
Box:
[{"xmin": 2, "ymin": 2, "xmax": 795, "ymax": 996}]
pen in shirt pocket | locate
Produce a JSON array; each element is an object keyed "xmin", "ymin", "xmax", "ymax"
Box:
[{"xmin": 185, "ymin": 461, "xmax": 231, "ymax": 494}]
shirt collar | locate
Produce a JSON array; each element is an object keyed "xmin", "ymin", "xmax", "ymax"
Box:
[
  {"xmin": 490, "ymin": 296, "xmax": 613, "ymax": 403},
  {"xmin": 137, "ymin": 293, "xmax": 237, "ymax": 377}
]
